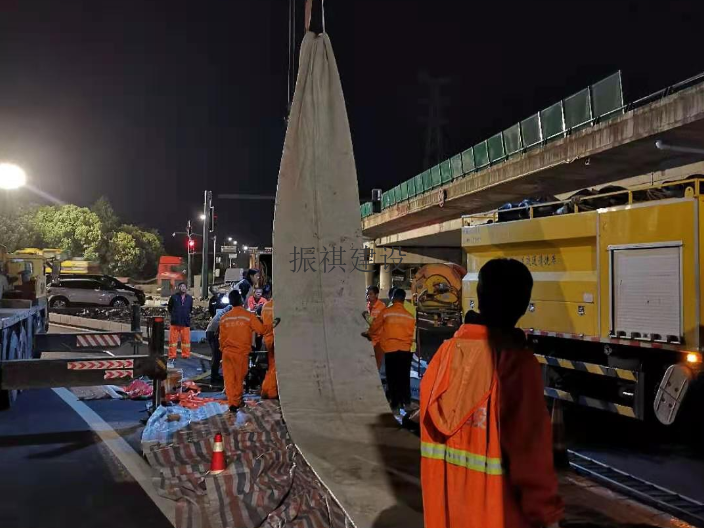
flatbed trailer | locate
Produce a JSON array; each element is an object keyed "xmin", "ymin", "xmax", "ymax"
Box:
[
  {"xmin": 462, "ymin": 176, "xmax": 704, "ymax": 424},
  {"xmin": 0, "ymin": 302, "xmax": 166, "ymax": 410}
]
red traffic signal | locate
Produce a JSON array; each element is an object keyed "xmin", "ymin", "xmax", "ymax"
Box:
[{"xmin": 188, "ymin": 239, "xmax": 195, "ymax": 251}]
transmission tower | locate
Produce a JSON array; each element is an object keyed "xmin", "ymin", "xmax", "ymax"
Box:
[{"xmin": 419, "ymin": 72, "xmax": 451, "ymax": 169}]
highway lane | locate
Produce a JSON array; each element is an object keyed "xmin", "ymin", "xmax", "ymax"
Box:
[{"xmin": 0, "ymin": 323, "xmax": 175, "ymax": 528}]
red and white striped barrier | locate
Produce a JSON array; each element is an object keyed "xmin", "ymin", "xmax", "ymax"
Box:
[
  {"xmin": 104, "ymin": 369, "xmax": 134, "ymax": 380},
  {"xmin": 67, "ymin": 359, "xmax": 134, "ymax": 371},
  {"xmin": 76, "ymin": 334, "xmax": 122, "ymax": 348}
]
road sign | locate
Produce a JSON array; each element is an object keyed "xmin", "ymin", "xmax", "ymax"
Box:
[{"xmin": 221, "ymin": 246, "xmax": 238, "ymax": 253}]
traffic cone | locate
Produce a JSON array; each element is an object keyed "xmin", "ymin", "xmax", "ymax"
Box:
[
  {"xmin": 210, "ymin": 433, "xmax": 226, "ymax": 474},
  {"xmin": 551, "ymin": 399, "xmax": 569, "ymax": 469}
]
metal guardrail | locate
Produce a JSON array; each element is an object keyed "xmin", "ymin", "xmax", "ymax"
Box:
[{"xmin": 569, "ymin": 450, "xmax": 704, "ymax": 527}]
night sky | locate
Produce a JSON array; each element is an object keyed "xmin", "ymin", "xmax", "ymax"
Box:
[{"xmin": 2, "ymin": 1, "xmax": 704, "ymax": 255}]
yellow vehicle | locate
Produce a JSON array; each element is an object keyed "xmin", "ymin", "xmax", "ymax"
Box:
[
  {"xmin": 1, "ymin": 249, "xmax": 48, "ymax": 307},
  {"xmin": 462, "ymin": 177, "xmax": 704, "ymax": 424},
  {"xmin": 14, "ymin": 248, "xmax": 66, "ymax": 275},
  {"xmin": 59, "ymin": 258, "xmax": 101, "ymax": 275}
]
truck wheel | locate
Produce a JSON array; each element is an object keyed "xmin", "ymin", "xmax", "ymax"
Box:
[
  {"xmin": 111, "ymin": 297, "xmax": 129, "ymax": 309},
  {"xmin": 50, "ymin": 297, "xmax": 69, "ymax": 309}
]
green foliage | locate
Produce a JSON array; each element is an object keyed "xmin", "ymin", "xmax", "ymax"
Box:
[
  {"xmin": 0, "ymin": 197, "xmax": 164, "ymax": 279},
  {"xmin": 0, "ymin": 204, "xmax": 41, "ymax": 252},
  {"xmin": 30, "ymin": 205, "xmax": 102, "ymax": 260},
  {"xmin": 104, "ymin": 224, "xmax": 164, "ymax": 277},
  {"xmin": 91, "ymin": 196, "xmax": 119, "ymax": 233}
]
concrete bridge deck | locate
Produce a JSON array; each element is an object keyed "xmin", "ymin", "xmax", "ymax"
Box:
[{"xmin": 363, "ymin": 79, "xmax": 704, "ymax": 243}]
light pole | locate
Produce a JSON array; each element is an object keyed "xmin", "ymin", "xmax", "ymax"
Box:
[
  {"xmin": 201, "ymin": 191, "xmax": 212, "ymax": 300},
  {"xmin": 212, "ymin": 233, "xmax": 217, "ymax": 283}
]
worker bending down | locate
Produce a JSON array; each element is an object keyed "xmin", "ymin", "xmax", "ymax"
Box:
[
  {"xmin": 420, "ymin": 258, "xmax": 563, "ymax": 528},
  {"xmin": 367, "ymin": 288, "xmax": 416, "ymax": 412},
  {"xmin": 260, "ymin": 297, "xmax": 277, "ymax": 399},
  {"xmin": 218, "ymin": 290, "xmax": 273, "ymax": 412}
]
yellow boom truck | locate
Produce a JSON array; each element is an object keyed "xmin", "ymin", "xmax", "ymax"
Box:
[{"xmin": 462, "ymin": 177, "xmax": 704, "ymax": 425}]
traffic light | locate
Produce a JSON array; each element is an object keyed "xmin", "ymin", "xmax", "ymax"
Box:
[
  {"xmin": 188, "ymin": 238, "xmax": 195, "ymax": 253},
  {"xmin": 210, "ymin": 207, "xmax": 216, "ymax": 232}
]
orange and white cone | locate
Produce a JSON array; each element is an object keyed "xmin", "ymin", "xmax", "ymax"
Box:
[{"xmin": 210, "ymin": 433, "xmax": 226, "ymax": 474}]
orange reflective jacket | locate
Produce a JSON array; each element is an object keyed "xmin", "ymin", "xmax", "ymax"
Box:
[
  {"xmin": 261, "ymin": 299, "xmax": 275, "ymax": 349},
  {"xmin": 219, "ymin": 306, "xmax": 270, "ymax": 355},
  {"xmin": 366, "ymin": 299, "xmax": 385, "ymax": 345},
  {"xmin": 420, "ymin": 324, "xmax": 563, "ymax": 528},
  {"xmin": 368, "ymin": 301, "xmax": 415, "ymax": 352}
]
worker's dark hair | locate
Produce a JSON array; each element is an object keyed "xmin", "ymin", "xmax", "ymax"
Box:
[
  {"xmin": 228, "ymin": 290, "xmax": 243, "ymax": 307},
  {"xmin": 464, "ymin": 310, "xmax": 484, "ymax": 325},
  {"xmin": 177, "ymin": 282, "xmax": 186, "ymax": 288},
  {"xmin": 392, "ymin": 288, "xmax": 406, "ymax": 302},
  {"xmin": 246, "ymin": 268, "xmax": 259, "ymax": 280},
  {"xmin": 388, "ymin": 287, "xmax": 396, "ymax": 299},
  {"xmin": 367, "ymin": 285, "xmax": 379, "ymax": 295},
  {"xmin": 477, "ymin": 258, "xmax": 533, "ymax": 328}
]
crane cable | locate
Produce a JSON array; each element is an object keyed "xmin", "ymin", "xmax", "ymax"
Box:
[{"xmin": 287, "ymin": 0, "xmax": 296, "ymax": 114}]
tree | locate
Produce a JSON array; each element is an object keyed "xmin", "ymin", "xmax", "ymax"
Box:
[
  {"xmin": 91, "ymin": 196, "xmax": 119, "ymax": 233},
  {"xmin": 0, "ymin": 205, "xmax": 41, "ymax": 252},
  {"xmin": 0, "ymin": 197, "xmax": 164, "ymax": 279},
  {"xmin": 118, "ymin": 224, "xmax": 165, "ymax": 279},
  {"xmin": 30, "ymin": 205, "xmax": 102, "ymax": 260},
  {"xmin": 105, "ymin": 231, "xmax": 141, "ymax": 276},
  {"xmin": 91, "ymin": 197, "xmax": 119, "ymax": 268}
]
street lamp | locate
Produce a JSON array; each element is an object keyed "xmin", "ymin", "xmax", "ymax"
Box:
[
  {"xmin": 243, "ymin": 245, "xmax": 249, "ymax": 251},
  {"xmin": 227, "ymin": 237, "xmax": 233, "ymax": 242},
  {"xmin": 199, "ymin": 213, "xmax": 206, "ymax": 221},
  {"xmin": 0, "ymin": 163, "xmax": 26, "ymax": 190}
]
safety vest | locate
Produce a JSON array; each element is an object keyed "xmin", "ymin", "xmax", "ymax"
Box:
[
  {"xmin": 369, "ymin": 301, "xmax": 416, "ymax": 353},
  {"xmin": 420, "ymin": 324, "xmax": 505, "ymax": 528},
  {"xmin": 261, "ymin": 299, "xmax": 275, "ymax": 348}
]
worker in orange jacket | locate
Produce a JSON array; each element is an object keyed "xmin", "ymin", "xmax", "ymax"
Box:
[
  {"xmin": 363, "ymin": 285, "xmax": 386, "ymax": 369},
  {"xmin": 420, "ymin": 258, "xmax": 563, "ymax": 528},
  {"xmin": 246, "ymin": 287, "xmax": 267, "ymax": 312},
  {"xmin": 218, "ymin": 290, "xmax": 275, "ymax": 412},
  {"xmin": 366, "ymin": 288, "xmax": 416, "ymax": 411},
  {"xmin": 260, "ymin": 298, "xmax": 278, "ymax": 399}
]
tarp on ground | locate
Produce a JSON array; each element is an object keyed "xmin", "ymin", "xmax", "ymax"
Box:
[
  {"xmin": 142, "ymin": 400, "xmax": 349, "ymax": 528},
  {"xmin": 273, "ymin": 32, "xmax": 423, "ymax": 528}
]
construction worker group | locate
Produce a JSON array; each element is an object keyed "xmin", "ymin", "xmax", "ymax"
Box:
[
  {"xmin": 172, "ymin": 259, "xmax": 563, "ymax": 527},
  {"xmin": 168, "ymin": 268, "xmax": 279, "ymax": 413}
]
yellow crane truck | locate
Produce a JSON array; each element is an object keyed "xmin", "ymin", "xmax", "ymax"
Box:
[{"xmin": 462, "ymin": 176, "xmax": 704, "ymax": 425}]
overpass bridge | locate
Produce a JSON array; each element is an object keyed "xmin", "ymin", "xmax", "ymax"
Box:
[{"xmin": 362, "ymin": 72, "xmax": 704, "ymax": 261}]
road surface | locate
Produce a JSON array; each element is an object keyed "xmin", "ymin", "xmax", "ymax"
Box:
[{"xmin": 0, "ymin": 323, "xmax": 196, "ymax": 528}]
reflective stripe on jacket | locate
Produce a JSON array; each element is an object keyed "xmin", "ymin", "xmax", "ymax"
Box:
[
  {"xmin": 420, "ymin": 323, "xmax": 504, "ymax": 528},
  {"xmin": 420, "ymin": 324, "xmax": 563, "ymax": 528},
  {"xmin": 219, "ymin": 306, "xmax": 270, "ymax": 355},
  {"xmin": 368, "ymin": 301, "xmax": 415, "ymax": 353}
]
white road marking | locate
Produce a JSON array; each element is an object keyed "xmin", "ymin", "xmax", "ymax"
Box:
[{"xmin": 52, "ymin": 388, "xmax": 176, "ymax": 526}]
